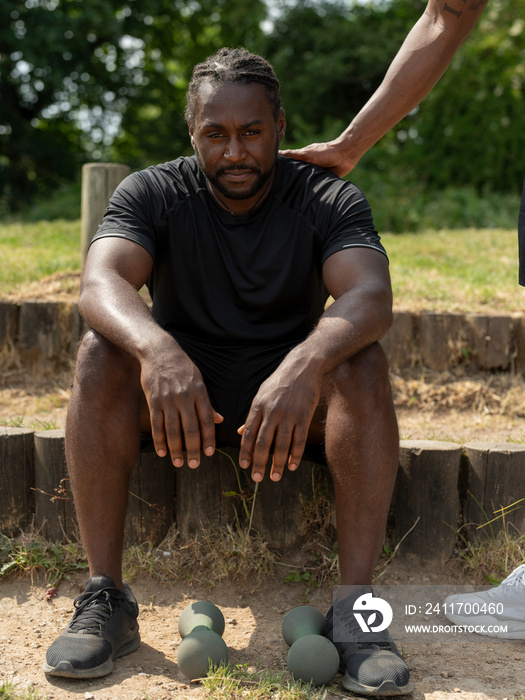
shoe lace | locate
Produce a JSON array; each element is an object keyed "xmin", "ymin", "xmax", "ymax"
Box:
[
  {"xmin": 335, "ymin": 602, "xmax": 394, "ymax": 651},
  {"xmin": 501, "ymin": 564, "xmax": 525, "ymax": 589},
  {"xmin": 70, "ymin": 588, "xmax": 124, "ymax": 634}
]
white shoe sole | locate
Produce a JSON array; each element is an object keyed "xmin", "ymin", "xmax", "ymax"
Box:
[{"xmin": 444, "ymin": 613, "xmax": 525, "ymax": 640}]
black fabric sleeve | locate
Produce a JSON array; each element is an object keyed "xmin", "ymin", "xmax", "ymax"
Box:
[
  {"xmin": 320, "ymin": 181, "xmax": 388, "ymax": 265},
  {"xmin": 90, "ymin": 171, "xmax": 159, "ymax": 260}
]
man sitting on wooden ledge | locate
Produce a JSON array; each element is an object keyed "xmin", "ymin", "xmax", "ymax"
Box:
[{"xmin": 42, "ymin": 47, "xmax": 410, "ymax": 696}]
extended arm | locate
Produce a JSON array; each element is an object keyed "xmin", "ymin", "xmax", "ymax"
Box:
[
  {"xmin": 280, "ymin": 0, "xmax": 488, "ymax": 175},
  {"xmin": 238, "ymin": 247, "xmax": 393, "ymax": 481},
  {"xmin": 80, "ymin": 237, "xmax": 222, "ymax": 467}
]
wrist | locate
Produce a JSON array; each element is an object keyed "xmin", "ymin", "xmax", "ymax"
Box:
[{"xmin": 136, "ymin": 329, "xmax": 181, "ymax": 364}]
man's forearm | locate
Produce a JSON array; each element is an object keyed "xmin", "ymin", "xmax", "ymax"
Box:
[
  {"xmin": 286, "ymin": 286, "xmax": 393, "ymax": 381},
  {"xmin": 331, "ymin": 0, "xmax": 488, "ymax": 170},
  {"xmin": 78, "ymin": 274, "xmax": 177, "ymax": 363}
]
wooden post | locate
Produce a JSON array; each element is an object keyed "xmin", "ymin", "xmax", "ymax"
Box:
[
  {"xmin": 175, "ymin": 447, "xmax": 333, "ymax": 551},
  {"xmin": 380, "ymin": 311, "xmax": 417, "ymax": 370},
  {"xmin": 18, "ymin": 301, "xmax": 79, "ymax": 371},
  {"xmin": 124, "ymin": 450, "xmax": 176, "ymax": 546},
  {"xmin": 465, "ymin": 314, "xmax": 514, "ymax": 371},
  {"xmin": 81, "ymin": 163, "xmax": 130, "ymax": 264},
  {"xmin": 34, "ymin": 429, "xmax": 77, "ymax": 542},
  {"xmin": 0, "ymin": 302, "xmax": 20, "ymax": 349},
  {"xmin": 418, "ymin": 313, "xmax": 468, "ymax": 370},
  {"xmin": 249, "ymin": 459, "xmax": 332, "ymax": 551},
  {"xmin": 390, "ymin": 440, "xmax": 462, "ymax": 564},
  {"xmin": 174, "ymin": 448, "xmax": 245, "ymax": 541},
  {"xmin": 0, "ymin": 427, "xmax": 35, "ymax": 535},
  {"xmin": 463, "ymin": 442, "xmax": 525, "ymax": 541}
]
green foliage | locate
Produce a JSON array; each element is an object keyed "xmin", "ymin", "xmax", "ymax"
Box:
[
  {"xmin": 377, "ymin": 0, "xmax": 525, "ymax": 195},
  {"xmin": 1, "ymin": 0, "xmax": 134, "ymax": 209},
  {"xmin": 2, "ymin": 0, "xmax": 523, "ymax": 216},
  {"xmin": 352, "ymin": 164, "xmax": 522, "ymax": 232},
  {"xmin": 1, "ymin": 0, "xmax": 266, "ymax": 211},
  {"xmin": 0, "ymin": 678, "xmax": 44, "ymax": 700},
  {"xmin": 261, "ymin": 0, "xmax": 422, "ymax": 145},
  {"xmin": 20, "ymin": 182, "xmax": 81, "ymax": 222}
]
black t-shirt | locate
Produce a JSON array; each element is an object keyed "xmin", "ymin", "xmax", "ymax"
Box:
[{"xmin": 92, "ymin": 155, "xmax": 387, "ymax": 345}]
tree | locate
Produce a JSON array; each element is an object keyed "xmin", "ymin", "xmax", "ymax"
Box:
[
  {"xmin": 1, "ymin": 0, "xmax": 137, "ymax": 209},
  {"xmin": 399, "ymin": 0, "xmax": 525, "ymax": 193},
  {"xmin": 260, "ymin": 0, "xmax": 423, "ymax": 146},
  {"xmin": 0, "ymin": 0, "xmax": 265, "ymax": 212},
  {"xmin": 111, "ymin": 0, "xmax": 266, "ymax": 167}
]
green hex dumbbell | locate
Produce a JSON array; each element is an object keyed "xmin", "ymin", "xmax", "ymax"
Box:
[
  {"xmin": 177, "ymin": 601, "xmax": 228, "ymax": 680},
  {"xmin": 282, "ymin": 605, "xmax": 339, "ymax": 687}
]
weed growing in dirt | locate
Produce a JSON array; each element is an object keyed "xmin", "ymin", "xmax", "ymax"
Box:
[
  {"xmin": 201, "ymin": 662, "xmax": 337, "ymax": 699},
  {"xmin": 0, "ymin": 532, "xmax": 88, "ymax": 586},
  {"xmin": 456, "ymin": 499, "xmax": 525, "ymax": 583},
  {"xmin": 123, "ymin": 523, "xmax": 277, "ymax": 586},
  {"xmin": 0, "ymin": 416, "xmax": 26, "ymax": 428},
  {"xmin": 0, "ymin": 523, "xmax": 277, "ymax": 590},
  {"xmin": 0, "ymin": 678, "xmax": 44, "ymax": 700},
  {"xmin": 0, "ymin": 415, "xmax": 59, "ymax": 431}
]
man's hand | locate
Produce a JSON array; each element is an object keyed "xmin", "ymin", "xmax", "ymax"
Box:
[
  {"xmin": 237, "ymin": 356, "xmax": 322, "ymax": 482},
  {"xmin": 279, "ymin": 141, "xmax": 356, "ymax": 178},
  {"xmin": 140, "ymin": 342, "xmax": 223, "ymax": 468}
]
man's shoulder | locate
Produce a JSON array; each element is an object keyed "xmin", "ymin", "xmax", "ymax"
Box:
[
  {"xmin": 134, "ymin": 156, "xmax": 202, "ymax": 190},
  {"xmin": 275, "ymin": 156, "xmax": 366, "ymax": 207},
  {"xmin": 278, "ymin": 156, "xmax": 362, "ymax": 190}
]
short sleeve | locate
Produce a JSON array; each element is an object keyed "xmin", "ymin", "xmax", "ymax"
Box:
[
  {"xmin": 90, "ymin": 171, "xmax": 159, "ymax": 259},
  {"xmin": 320, "ymin": 181, "xmax": 387, "ymax": 265}
]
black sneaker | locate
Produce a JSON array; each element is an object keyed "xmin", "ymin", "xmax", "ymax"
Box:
[
  {"xmin": 324, "ymin": 586, "xmax": 413, "ymax": 696},
  {"xmin": 42, "ymin": 575, "xmax": 140, "ymax": 678}
]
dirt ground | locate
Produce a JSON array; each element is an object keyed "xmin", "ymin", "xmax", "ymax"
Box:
[
  {"xmin": 1, "ymin": 567, "xmax": 524, "ymax": 700},
  {"xmin": 2, "ymin": 371, "xmax": 525, "ymax": 700},
  {"xmin": 1, "ymin": 278, "xmax": 525, "ymax": 699}
]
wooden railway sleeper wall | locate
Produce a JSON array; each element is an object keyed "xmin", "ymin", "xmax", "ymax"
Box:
[
  {"xmin": 2, "ymin": 302, "xmax": 525, "ymax": 376},
  {"xmin": 2, "ymin": 163, "xmax": 524, "ymax": 566},
  {"xmin": 2, "ymin": 427, "xmax": 525, "ymax": 566}
]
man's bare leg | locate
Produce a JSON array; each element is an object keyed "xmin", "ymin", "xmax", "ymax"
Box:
[
  {"xmin": 43, "ymin": 331, "xmax": 144, "ymax": 679},
  {"xmin": 66, "ymin": 330, "xmax": 144, "ymax": 591},
  {"xmin": 319, "ymin": 343, "xmax": 412, "ymax": 696},
  {"xmin": 322, "ymin": 342, "xmax": 399, "ymax": 586}
]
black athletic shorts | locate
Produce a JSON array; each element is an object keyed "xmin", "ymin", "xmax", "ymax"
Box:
[
  {"xmin": 518, "ymin": 178, "xmax": 525, "ymax": 286},
  {"xmin": 177, "ymin": 333, "xmax": 296, "ymax": 447},
  {"xmin": 140, "ymin": 332, "xmax": 327, "ymax": 463}
]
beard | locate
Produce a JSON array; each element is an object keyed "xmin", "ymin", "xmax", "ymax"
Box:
[{"xmin": 194, "ymin": 144, "xmax": 278, "ymax": 201}]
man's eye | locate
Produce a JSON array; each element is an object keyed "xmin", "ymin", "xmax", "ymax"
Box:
[{"xmin": 208, "ymin": 133, "xmax": 224, "ymax": 139}]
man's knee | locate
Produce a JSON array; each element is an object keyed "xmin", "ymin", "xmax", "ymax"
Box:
[
  {"xmin": 75, "ymin": 330, "xmax": 139, "ymax": 387},
  {"xmin": 329, "ymin": 342, "xmax": 392, "ymax": 408}
]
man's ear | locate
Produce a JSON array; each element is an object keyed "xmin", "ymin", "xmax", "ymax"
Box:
[
  {"xmin": 277, "ymin": 108, "xmax": 286, "ymax": 143},
  {"xmin": 188, "ymin": 123, "xmax": 195, "ymax": 149}
]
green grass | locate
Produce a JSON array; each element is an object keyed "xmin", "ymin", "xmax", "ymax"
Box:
[
  {"xmin": 382, "ymin": 227, "xmax": 524, "ymax": 313},
  {"xmin": 0, "ymin": 219, "xmax": 81, "ymax": 291},
  {"xmin": 0, "ymin": 679, "xmax": 45, "ymax": 700},
  {"xmin": 0, "ymin": 533, "xmax": 88, "ymax": 586},
  {"xmin": 201, "ymin": 663, "xmax": 337, "ymax": 699},
  {"xmin": 1, "ymin": 221, "xmax": 524, "ymax": 314}
]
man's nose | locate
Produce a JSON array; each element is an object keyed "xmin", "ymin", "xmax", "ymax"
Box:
[{"xmin": 225, "ymin": 137, "xmax": 246, "ymax": 161}]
